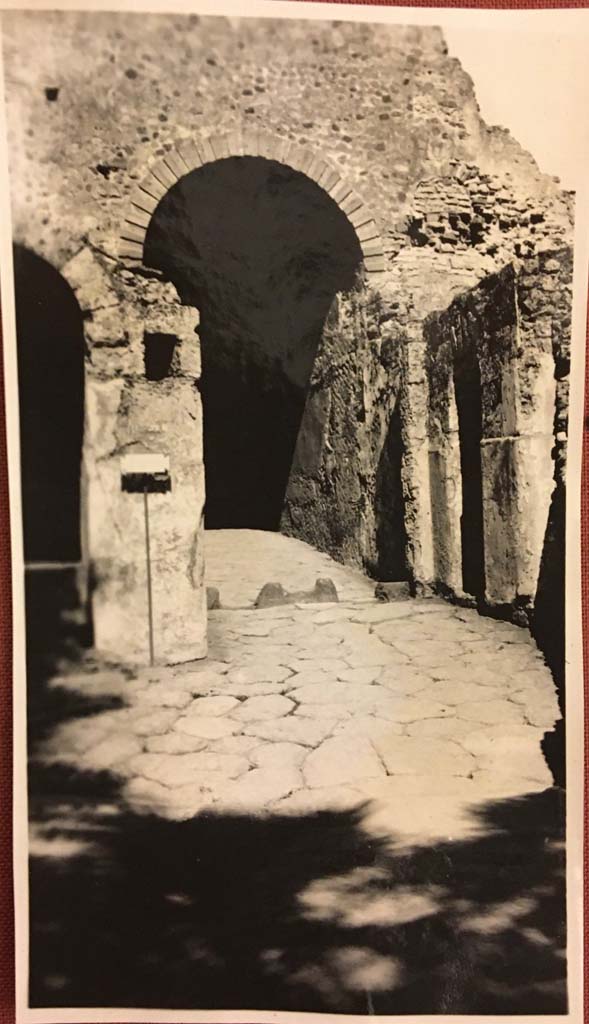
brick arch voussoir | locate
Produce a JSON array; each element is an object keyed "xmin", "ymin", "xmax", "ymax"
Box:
[{"xmin": 119, "ymin": 128, "xmax": 386, "ymax": 275}]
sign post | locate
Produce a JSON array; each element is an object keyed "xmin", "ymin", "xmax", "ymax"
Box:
[{"xmin": 121, "ymin": 453, "xmax": 171, "ymax": 666}]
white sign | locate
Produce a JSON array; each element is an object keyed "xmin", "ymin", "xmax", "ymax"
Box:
[{"xmin": 120, "ymin": 453, "xmax": 169, "ymax": 475}]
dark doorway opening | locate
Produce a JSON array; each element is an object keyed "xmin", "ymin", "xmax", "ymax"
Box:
[
  {"xmin": 453, "ymin": 346, "xmax": 485, "ymax": 599},
  {"xmin": 372, "ymin": 401, "xmax": 408, "ymax": 581},
  {"xmin": 13, "ymin": 246, "xmax": 88, "ymax": 677},
  {"xmin": 144, "ymin": 156, "xmax": 362, "ymax": 531},
  {"xmin": 13, "ymin": 245, "xmax": 85, "ymax": 563}
]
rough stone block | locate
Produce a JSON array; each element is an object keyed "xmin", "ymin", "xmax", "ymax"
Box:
[
  {"xmin": 86, "ymin": 378, "xmax": 207, "ymax": 664},
  {"xmin": 150, "ymin": 158, "xmax": 178, "ymax": 189},
  {"xmin": 163, "ymin": 149, "xmax": 188, "ymax": 179}
]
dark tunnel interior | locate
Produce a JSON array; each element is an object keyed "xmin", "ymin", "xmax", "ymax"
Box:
[{"xmin": 144, "ymin": 156, "xmax": 363, "ymax": 530}]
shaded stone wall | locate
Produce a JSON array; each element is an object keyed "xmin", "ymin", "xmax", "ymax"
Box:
[
  {"xmin": 424, "ymin": 246, "xmax": 572, "ymax": 628},
  {"xmin": 282, "ymin": 277, "xmax": 407, "ymax": 580}
]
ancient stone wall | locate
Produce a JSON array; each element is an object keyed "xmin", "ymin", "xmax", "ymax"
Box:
[
  {"xmin": 282, "ymin": 276, "xmax": 406, "ymax": 579},
  {"xmin": 424, "ymin": 245, "xmax": 572, "ymax": 630},
  {"xmin": 61, "ymin": 249, "xmax": 205, "ymax": 664},
  {"xmin": 2, "ymin": 10, "xmax": 574, "ymax": 659}
]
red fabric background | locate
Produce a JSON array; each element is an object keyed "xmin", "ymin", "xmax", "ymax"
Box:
[{"xmin": 0, "ymin": 1, "xmax": 586, "ymax": 1020}]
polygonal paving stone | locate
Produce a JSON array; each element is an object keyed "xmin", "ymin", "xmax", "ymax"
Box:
[
  {"xmin": 146, "ymin": 733, "xmax": 209, "ymax": 754},
  {"xmin": 230, "ymin": 694, "xmax": 294, "ymax": 721},
  {"xmin": 455, "ymin": 699, "xmax": 527, "ymax": 725},
  {"xmin": 469, "ymin": 769, "xmax": 549, "ymax": 797},
  {"xmin": 378, "ymin": 697, "xmax": 455, "ymax": 724},
  {"xmin": 274, "ymin": 784, "xmax": 364, "ymax": 815},
  {"xmin": 336, "ymin": 666, "xmax": 381, "ymax": 685},
  {"xmin": 250, "ymin": 741, "xmax": 307, "ymax": 770},
  {"xmin": 333, "ymin": 717, "xmax": 405, "ymax": 741},
  {"xmin": 283, "ymin": 669, "xmax": 335, "ymax": 689},
  {"xmin": 460, "ymin": 726, "xmax": 553, "ymax": 783},
  {"xmin": 127, "ymin": 751, "xmax": 249, "ymax": 786},
  {"xmin": 294, "ymin": 702, "xmax": 353, "ymax": 720},
  {"xmin": 294, "ymin": 646, "xmax": 349, "ymax": 662},
  {"xmin": 303, "ymin": 735, "xmax": 386, "ymax": 788},
  {"xmin": 171, "ymin": 670, "xmax": 228, "ymax": 695},
  {"xmin": 174, "ymin": 715, "xmax": 241, "ymax": 740},
  {"xmin": 227, "ymin": 664, "xmax": 292, "ymax": 686},
  {"xmin": 185, "ymin": 695, "xmax": 240, "ymax": 716},
  {"xmin": 370, "ymin": 734, "xmax": 476, "ymax": 777},
  {"xmin": 355, "ymin": 777, "xmax": 483, "ymax": 844},
  {"xmin": 130, "ymin": 708, "xmax": 181, "ymax": 736},
  {"xmin": 133, "ymin": 685, "xmax": 194, "ymax": 709},
  {"xmin": 351, "ymin": 604, "xmax": 417, "ymax": 625},
  {"xmin": 405, "ymin": 716, "xmax": 480, "ymax": 740},
  {"xmin": 220, "ymin": 766, "xmax": 302, "ymax": 812},
  {"xmin": 343, "ymin": 644, "xmax": 403, "ymax": 668},
  {"xmin": 220, "ymin": 680, "xmax": 290, "ymax": 698},
  {"xmin": 289, "ymin": 681, "xmax": 392, "ymax": 709},
  {"xmin": 124, "ymin": 776, "xmax": 217, "ymax": 820},
  {"xmin": 243, "ymin": 716, "xmax": 337, "ymax": 747},
  {"xmin": 287, "ymin": 658, "xmax": 350, "ymax": 675},
  {"xmin": 312, "ymin": 606, "xmax": 358, "ymax": 625},
  {"xmin": 320, "ymin": 621, "xmax": 370, "ymax": 642},
  {"xmin": 206, "ymin": 734, "xmax": 260, "ymax": 756},
  {"xmin": 418, "ymin": 681, "xmax": 505, "ymax": 705},
  {"xmin": 378, "ymin": 667, "xmax": 432, "ymax": 696},
  {"xmin": 521, "ymin": 702, "xmax": 560, "ymax": 729},
  {"xmin": 236, "ymin": 621, "xmax": 272, "ymax": 637},
  {"xmin": 81, "ymin": 733, "xmax": 143, "ymax": 772}
]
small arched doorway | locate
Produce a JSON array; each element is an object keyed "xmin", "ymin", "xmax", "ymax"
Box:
[
  {"xmin": 13, "ymin": 245, "xmax": 87, "ymax": 663},
  {"xmin": 143, "ymin": 155, "xmax": 363, "ymax": 532}
]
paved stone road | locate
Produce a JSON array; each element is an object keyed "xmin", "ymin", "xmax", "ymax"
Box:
[{"xmin": 35, "ymin": 531, "xmax": 560, "ymax": 850}]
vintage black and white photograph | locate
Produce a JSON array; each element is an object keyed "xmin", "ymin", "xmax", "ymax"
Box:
[{"xmin": 1, "ymin": 0, "xmax": 587, "ymax": 1019}]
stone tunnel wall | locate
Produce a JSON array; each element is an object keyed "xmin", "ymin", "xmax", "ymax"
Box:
[
  {"xmin": 281, "ymin": 275, "xmax": 407, "ymax": 581},
  {"xmin": 1, "ymin": 9, "xmax": 575, "ymax": 659}
]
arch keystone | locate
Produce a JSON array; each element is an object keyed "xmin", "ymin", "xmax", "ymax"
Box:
[{"xmin": 225, "ymin": 128, "xmax": 244, "ymax": 156}]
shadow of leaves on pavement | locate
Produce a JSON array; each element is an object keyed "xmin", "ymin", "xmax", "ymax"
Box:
[{"xmin": 28, "ymin": 757, "xmax": 566, "ymax": 1015}]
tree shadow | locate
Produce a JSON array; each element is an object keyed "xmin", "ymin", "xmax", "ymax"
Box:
[{"xmin": 28, "ymin": 755, "xmax": 567, "ymax": 1014}]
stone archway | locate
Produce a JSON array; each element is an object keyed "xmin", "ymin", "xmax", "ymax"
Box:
[
  {"xmin": 118, "ymin": 128, "xmax": 386, "ymax": 276},
  {"xmin": 57, "ymin": 135, "xmax": 397, "ymax": 664},
  {"xmin": 140, "ymin": 152, "xmax": 365, "ymax": 535}
]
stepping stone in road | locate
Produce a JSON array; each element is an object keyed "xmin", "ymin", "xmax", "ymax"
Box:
[{"xmin": 254, "ymin": 578, "xmax": 338, "ymax": 608}]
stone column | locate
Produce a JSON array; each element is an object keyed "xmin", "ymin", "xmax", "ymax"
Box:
[
  {"xmin": 426, "ymin": 329, "xmax": 463, "ymax": 593},
  {"xmin": 479, "ymin": 268, "xmax": 556, "ymax": 607},
  {"xmin": 62, "ymin": 249, "xmax": 206, "ymax": 665},
  {"xmin": 399, "ymin": 322, "xmax": 435, "ymax": 585}
]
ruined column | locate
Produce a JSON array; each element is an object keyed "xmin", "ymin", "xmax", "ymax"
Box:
[{"xmin": 62, "ymin": 248, "xmax": 206, "ymax": 665}]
